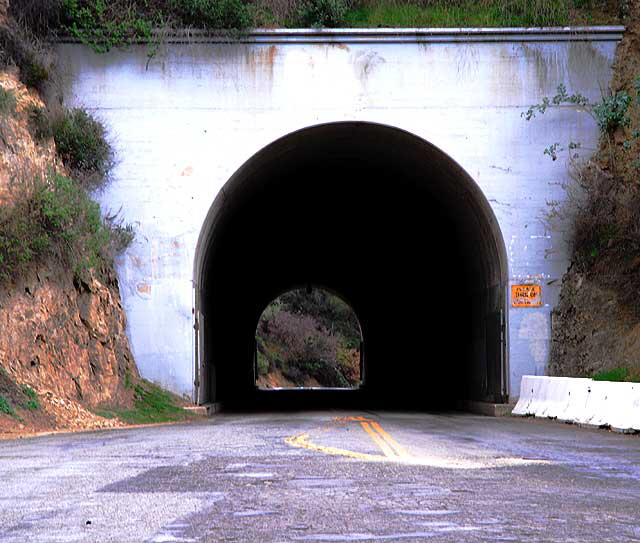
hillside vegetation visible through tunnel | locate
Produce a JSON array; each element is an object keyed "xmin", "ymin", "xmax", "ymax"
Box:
[{"xmin": 255, "ymin": 287, "xmax": 362, "ymax": 389}]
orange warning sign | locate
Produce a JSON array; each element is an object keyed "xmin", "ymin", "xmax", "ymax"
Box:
[{"xmin": 511, "ymin": 284, "xmax": 542, "ymax": 307}]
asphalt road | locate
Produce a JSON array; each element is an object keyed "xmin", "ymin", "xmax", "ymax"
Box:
[{"xmin": 1, "ymin": 411, "xmax": 639, "ymax": 542}]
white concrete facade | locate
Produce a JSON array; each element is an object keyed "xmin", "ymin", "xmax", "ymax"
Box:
[{"xmin": 55, "ymin": 28, "xmax": 621, "ymax": 399}]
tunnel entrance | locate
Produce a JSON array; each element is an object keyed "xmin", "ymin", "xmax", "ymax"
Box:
[
  {"xmin": 194, "ymin": 122, "xmax": 508, "ymax": 410},
  {"xmin": 255, "ymin": 286, "xmax": 363, "ymax": 390}
]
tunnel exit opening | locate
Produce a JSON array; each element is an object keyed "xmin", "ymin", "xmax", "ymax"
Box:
[
  {"xmin": 194, "ymin": 122, "xmax": 509, "ymax": 411},
  {"xmin": 254, "ymin": 286, "xmax": 364, "ymax": 391}
]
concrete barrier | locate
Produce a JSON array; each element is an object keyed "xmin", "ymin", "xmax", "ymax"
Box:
[
  {"xmin": 512, "ymin": 375, "xmax": 541, "ymax": 416},
  {"xmin": 557, "ymin": 379, "xmax": 592, "ymax": 423},
  {"xmin": 512, "ymin": 375, "xmax": 640, "ymax": 433}
]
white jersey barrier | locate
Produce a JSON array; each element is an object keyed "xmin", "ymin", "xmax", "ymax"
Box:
[{"xmin": 512, "ymin": 375, "xmax": 640, "ymax": 433}]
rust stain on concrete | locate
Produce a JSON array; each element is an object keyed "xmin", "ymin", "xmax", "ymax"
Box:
[
  {"xmin": 136, "ymin": 283, "xmax": 152, "ymax": 294},
  {"xmin": 245, "ymin": 44, "xmax": 278, "ymax": 84}
]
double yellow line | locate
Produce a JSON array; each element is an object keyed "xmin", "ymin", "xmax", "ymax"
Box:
[
  {"xmin": 285, "ymin": 416, "xmax": 410, "ymax": 462},
  {"xmin": 345, "ymin": 416, "xmax": 409, "ymax": 460}
]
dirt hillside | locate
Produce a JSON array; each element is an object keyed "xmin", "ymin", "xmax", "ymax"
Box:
[{"xmin": 549, "ymin": 2, "xmax": 640, "ymax": 380}]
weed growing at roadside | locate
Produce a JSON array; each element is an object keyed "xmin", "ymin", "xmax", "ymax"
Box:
[
  {"xmin": 593, "ymin": 367, "xmax": 640, "ymax": 382},
  {"xmin": 93, "ymin": 380, "xmax": 192, "ymax": 424}
]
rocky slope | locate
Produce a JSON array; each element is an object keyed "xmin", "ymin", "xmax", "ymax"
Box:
[{"xmin": 0, "ymin": 67, "xmax": 138, "ymax": 436}]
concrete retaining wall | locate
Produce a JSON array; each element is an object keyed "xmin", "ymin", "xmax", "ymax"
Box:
[{"xmin": 513, "ymin": 375, "xmax": 640, "ymax": 432}]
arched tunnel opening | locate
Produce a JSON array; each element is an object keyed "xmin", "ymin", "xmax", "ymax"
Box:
[{"xmin": 194, "ymin": 122, "xmax": 508, "ymax": 411}]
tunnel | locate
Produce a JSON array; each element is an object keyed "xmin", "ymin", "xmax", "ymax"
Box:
[{"xmin": 193, "ymin": 122, "xmax": 508, "ymax": 410}]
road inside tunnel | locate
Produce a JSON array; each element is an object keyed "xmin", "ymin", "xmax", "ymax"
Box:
[{"xmin": 194, "ymin": 122, "xmax": 508, "ymax": 410}]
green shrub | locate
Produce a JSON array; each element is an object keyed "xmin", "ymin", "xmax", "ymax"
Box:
[
  {"xmin": 0, "ymin": 394, "xmax": 15, "ymax": 417},
  {"xmin": 0, "ymin": 87, "xmax": 17, "ymax": 116},
  {"xmin": 52, "ymin": 107, "xmax": 112, "ymax": 181},
  {"xmin": 60, "ymin": 0, "xmax": 153, "ymax": 53},
  {"xmin": 0, "ymin": 173, "xmax": 113, "ymax": 282},
  {"xmin": 27, "ymin": 105, "xmax": 53, "ymax": 142},
  {"xmin": 170, "ymin": 0, "xmax": 253, "ymax": 29},
  {"xmin": 593, "ymin": 90, "xmax": 632, "ymax": 135},
  {"xmin": 20, "ymin": 58, "xmax": 50, "ymax": 90},
  {"xmin": 296, "ymin": 0, "xmax": 349, "ymax": 27},
  {"xmin": 103, "ymin": 212, "xmax": 136, "ymax": 254}
]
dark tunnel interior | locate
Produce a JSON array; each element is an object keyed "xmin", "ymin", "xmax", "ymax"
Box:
[{"xmin": 194, "ymin": 122, "xmax": 508, "ymax": 410}]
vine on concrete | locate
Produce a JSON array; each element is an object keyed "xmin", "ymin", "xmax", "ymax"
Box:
[{"xmin": 523, "ymin": 80, "xmax": 640, "ymax": 169}]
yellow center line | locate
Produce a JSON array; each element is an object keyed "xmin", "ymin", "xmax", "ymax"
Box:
[
  {"xmin": 369, "ymin": 421, "xmax": 409, "ymax": 458},
  {"xmin": 284, "ymin": 416, "xmax": 411, "ymax": 462},
  {"xmin": 285, "ymin": 433, "xmax": 383, "ymax": 461},
  {"xmin": 360, "ymin": 421, "xmax": 398, "ymax": 458}
]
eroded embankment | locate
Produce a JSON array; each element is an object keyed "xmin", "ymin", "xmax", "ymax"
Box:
[
  {"xmin": 550, "ymin": 3, "xmax": 640, "ymax": 381},
  {"xmin": 0, "ymin": 67, "xmax": 142, "ymax": 436}
]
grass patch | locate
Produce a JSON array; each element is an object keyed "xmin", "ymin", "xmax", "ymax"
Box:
[
  {"xmin": 91, "ymin": 408, "xmax": 117, "ymax": 419},
  {"xmin": 345, "ymin": 0, "xmax": 572, "ymax": 28},
  {"xmin": 592, "ymin": 367, "xmax": 640, "ymax": 382},
  {"xmin": 20, "ymin": 385, "xmax": 40, "ymax": 410},
  {"xmin": 338, "ymin": 0, "xmax": 619, "ymax": 28},
  {"xmin": 95, "ymin": 381, "xmax": 193, "ymax": 425}
]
